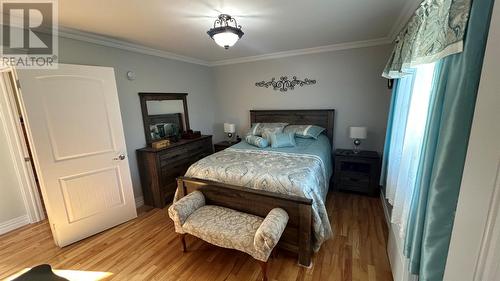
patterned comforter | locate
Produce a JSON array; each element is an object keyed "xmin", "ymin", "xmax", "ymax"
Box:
[{"xmin": 183, "ymin": 136, "xmax": 333, "ymax": 251}]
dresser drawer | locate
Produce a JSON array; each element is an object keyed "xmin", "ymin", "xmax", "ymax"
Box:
[
  {"xmin": 187, "ymin": 145, "xmax": 211, "ymax": 158},
  {"xmin": 158, "ymin": 138, "xmax": 212, "ymax": 165},
  {"xmin": 159, "ymin": 147, "xmax": 189, "ymax": 165},
  {"xmin": 161, "ymin": 159, "xmax": 190, "ymax": 177},
  {"xmin": 159, "ymin": 161, "xmax": 192, "ymax": 205},
  {"xmin": 195, "ymin": 151, "xmax": 212, "ymax": 161},
  {"xmin": 186, "ymin": 137, "xmax": 212, "ymax": 153},
  {"xmin": 137, "ymin": 135, "xmax": 213, "ymax": 208}
]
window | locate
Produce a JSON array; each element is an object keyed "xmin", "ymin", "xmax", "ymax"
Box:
[{"xmin": 385, "ymin": 62, "xmax": 436, "ymax": 238}]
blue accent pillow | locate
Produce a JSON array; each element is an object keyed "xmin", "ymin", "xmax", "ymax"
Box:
[
  {"xmin": 283, "ymin": 125, "xmax": 325, "ymax": 139},
  {"xmin": 261, "ymin": 128, "xmax": 282, "ymax": 143},
  {"xmin": 245, "ymin": 135, "xmax": 269, "ymax": 148},
  {"xmin": 270, "ymin": 132, "xmax": 296, "ymax": 148},
  {"xmin": 247, "ymin": 123, "xmax": 288, "ymax": 136}
]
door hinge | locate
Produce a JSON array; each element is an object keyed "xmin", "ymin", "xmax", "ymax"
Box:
[{"xmin": 15, "ymin": 79, "xmax": 21, "ymax": 89}]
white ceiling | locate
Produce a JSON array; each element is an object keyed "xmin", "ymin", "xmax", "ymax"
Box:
[{"xmin": 58, "ymin": 0, "xmax": 419, "ymax": 65}]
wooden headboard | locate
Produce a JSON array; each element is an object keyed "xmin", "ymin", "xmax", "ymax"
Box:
[{"xmin": 250, "ymin": 109, "xmax": 335, "ymax": 146}]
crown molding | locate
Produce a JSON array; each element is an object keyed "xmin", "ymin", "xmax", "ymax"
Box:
[
  {"xmin": 57, "ymin": 27, "xmax": 211, "ymax": 66},
  {"xmin": 6, "ymin": 2, "xmax": 417, "ymax": 67},
  {"xmin": 387, "ymin": 0, "xmax": 421, "ymax": 41},
  {"xmin": 55, "ymin": 28, "xmax": 394, "ymax": 67},
  {"xmin": 207, "ymin": 37, "xmax": 392, "ymax": 66}
]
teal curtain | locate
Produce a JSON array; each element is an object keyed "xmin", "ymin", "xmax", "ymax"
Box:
[
  {"xmin": 379, "ymin": 81, "xmax": 398, "ymax": 190},
  {"xmin": 404, "ymin": 0, "xmax": 495, "ymax": 280}
]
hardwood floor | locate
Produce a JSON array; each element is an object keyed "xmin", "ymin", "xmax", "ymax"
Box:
[{"xmin": 0, "ymin": 192, "xmax": 392, "ymax": 281}]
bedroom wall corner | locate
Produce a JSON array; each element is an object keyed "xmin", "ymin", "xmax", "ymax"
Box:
[{"xmin": 0, "ymin": 92, "xmax": 29, "ymax": 233}]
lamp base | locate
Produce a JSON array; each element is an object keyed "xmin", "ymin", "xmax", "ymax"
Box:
[
  {"xmin": 226, "ymin": 132, "xmax": 234, "ymax": 144},
  {"xmin": 353, "ymin": 139, "xmax": 361, "ymax": 154}
]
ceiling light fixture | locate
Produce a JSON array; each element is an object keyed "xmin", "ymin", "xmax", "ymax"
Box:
[{"xmin": 207, "ymin": 14, "xmax": 244, "ymax": 49}]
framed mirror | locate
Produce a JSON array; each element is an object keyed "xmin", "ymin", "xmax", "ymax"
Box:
[{"xmin": 139, "ymin": 93, "xmax": 190, "ymax": 145}]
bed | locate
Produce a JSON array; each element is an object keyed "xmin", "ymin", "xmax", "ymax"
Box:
[{"xmin": 175, "ymin": 109, "xmax": 335, "ymax": 266}]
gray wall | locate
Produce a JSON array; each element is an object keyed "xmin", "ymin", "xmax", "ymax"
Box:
[
  {"xmin": 11, "ymin": 37, "xmax": 391, "ymax": 203},
  {"xmin": 212, "ymin": 45, "xmax": 392, "ymax": 152},
  {"xmin": 0, "ymin": 115, "xmax": 27, "ymax": 223},
  {"xmin": 57, "ymin": 37, "xmax": 216, "ymax": 199}
]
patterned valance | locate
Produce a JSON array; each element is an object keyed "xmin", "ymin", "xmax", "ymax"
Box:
[{"xmin": 382, "ymin": 0, "xmax": 472, "ymax": 78}]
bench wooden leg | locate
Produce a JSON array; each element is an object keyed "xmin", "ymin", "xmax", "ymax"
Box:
[
  {"xmin": 179, "ymin": 234, "xmax": 186, "ymax": 252},
  {"xmin": 258, "ymin": 261, "xmax": 268, "ymax": 281},
  {"xmin": 271, "ymin": 248, "xmax": 278, "ymax": 259}
]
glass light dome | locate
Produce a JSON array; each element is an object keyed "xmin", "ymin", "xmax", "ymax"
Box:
[{"xmin": 213, "ymin": 31, "xmax": 240, "ymax": 49}]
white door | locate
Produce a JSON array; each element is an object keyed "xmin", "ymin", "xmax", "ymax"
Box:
[{"xmin": 16, "ymin": 64, "xmax": 137, "ymax": 247}]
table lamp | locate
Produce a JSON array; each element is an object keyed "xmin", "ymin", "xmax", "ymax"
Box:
[
  {"xmin": 224, "ymin": 123, "xmax": 236, "ymax": 143},
  {"xmin": 349, "ymin": 126, "xmax": 367, "ymax": 154}
]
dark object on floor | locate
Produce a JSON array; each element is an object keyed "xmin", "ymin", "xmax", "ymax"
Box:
[{"xmin": 13, "ymin": 264, "xmax": 68, "ymax": 281}]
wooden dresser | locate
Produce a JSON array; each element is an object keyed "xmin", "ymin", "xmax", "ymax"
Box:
[{"xmin": 137, "ymin": 135, "xmax": 213, "ymax": 208}]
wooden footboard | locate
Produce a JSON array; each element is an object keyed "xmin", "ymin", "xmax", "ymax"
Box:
[{"xmin": 176, "ymin": 176, "xmax": 313, "ymax": 267}]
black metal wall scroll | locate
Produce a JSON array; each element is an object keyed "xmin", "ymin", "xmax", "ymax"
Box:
[{"xmin": 255, "ymin": 76, "xmax": 316, "ymax": 92}]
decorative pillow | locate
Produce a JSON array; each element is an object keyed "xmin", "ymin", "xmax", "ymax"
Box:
[
  {"xmin": 247, "ymin": 123, "xmax": 288, "ymax": 137},
  {"xmin": 261, "ymin": 127, "xmax": 284, "ymax": 143},
  {"xmin": 270, "ymin": 132, "xmax": 296, "ymax": 148},
  {"xmin": 245, "ymin": 135, "xmax": 269, "ymax": 148},
  {"xmin": 283, "ymin": 125, "xmax": 326, "ymax": 139}
]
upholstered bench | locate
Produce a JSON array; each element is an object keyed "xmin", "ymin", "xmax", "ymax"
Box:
[{"xmin": 168, "ymin": 191, "xmax": 289, "ymax": 281}]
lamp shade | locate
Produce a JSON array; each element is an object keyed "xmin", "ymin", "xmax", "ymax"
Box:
[
  {"xmin": 224, "ymin": 123, "xmax": 236, "ymax": 133},
  {"xmin": 349, "ymin": 126, "xmax": 367, "ymax": 139}
]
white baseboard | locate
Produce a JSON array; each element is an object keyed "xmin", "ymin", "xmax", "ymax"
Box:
[
  {"xmin": 0, "ymin": 214, "xmax": 30, "ymax": 235},
  {"xmin": 380, "ymin": 191, "xmax": 391, "ymax": 228},
  {"xmin": 381, "ymin": 190, "xmax": 418, "ymax": 281},
  {"xmin": 135, "ymin": 196, "xmax": 144, "ymax": 208},
  {"xmin": 388, "ymin": 224, "xmax": 419, "ymax": 281}
]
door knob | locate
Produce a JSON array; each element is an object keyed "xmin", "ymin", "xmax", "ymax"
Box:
[{"xmin": 113, "ymin": 154, "xmax": 126, "ymax": 161}]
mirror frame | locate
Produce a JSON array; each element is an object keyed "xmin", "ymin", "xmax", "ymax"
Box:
[{"xmin": 139, "ymin": 92, "xmax": 190, "ymax": 145}]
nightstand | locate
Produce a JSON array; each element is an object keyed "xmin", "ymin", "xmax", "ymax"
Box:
[
  {"xmin": 334, "ymin": 149, "xmax": 381, "ymax": 196},
  {"xmin": 214, "ymin": 139, "xmax": 241, "ymax": 152}
]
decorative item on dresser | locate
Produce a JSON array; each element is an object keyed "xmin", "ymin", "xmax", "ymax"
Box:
[
  {"xmin": 136, "ymin": 92, "xmax": 214, "ymax": 208},
  {"xmin": 214, "ymin": 138, "xmax": 241, "ymax": 152},
  {"xmin": 334, "ymin": 149, "xmax": 381, "ymax": 196},
  {"xmin": 137, "ymin": 136, "xmax": 213, "ymax": 208}
]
